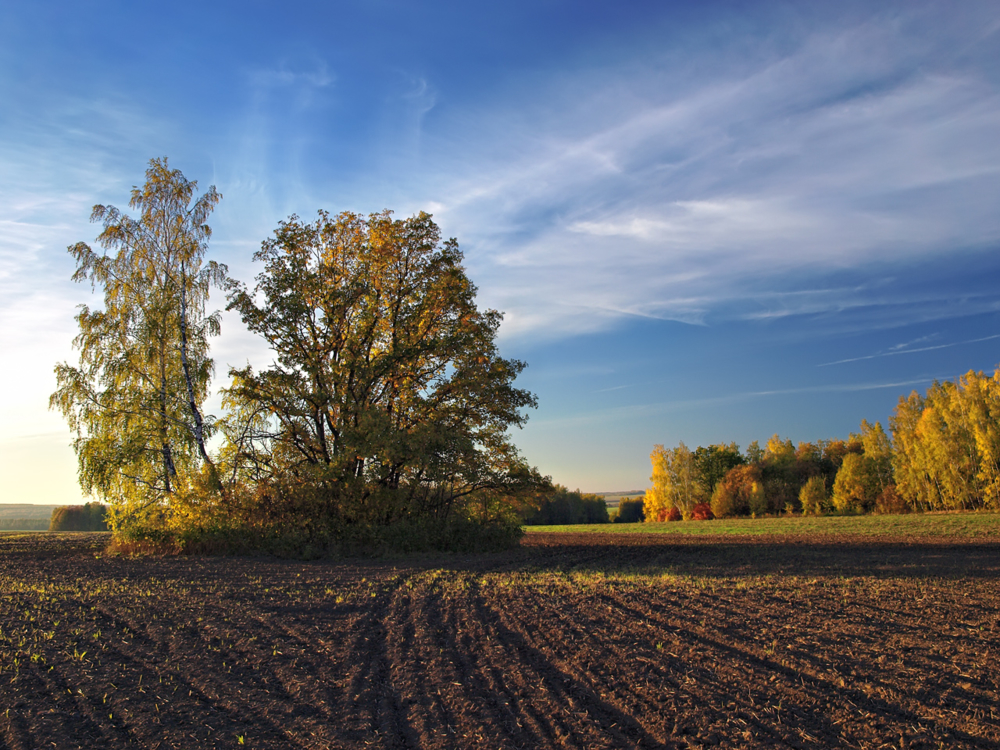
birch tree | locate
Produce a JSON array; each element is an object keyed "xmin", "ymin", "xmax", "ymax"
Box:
[{"xmin": 50, "ymin": 158, "xmax": 226, "ymax": 530}]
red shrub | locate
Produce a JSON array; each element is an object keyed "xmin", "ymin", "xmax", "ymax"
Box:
[
  {"xmin": 666, "ymin": 507, "xmax": 682, "ymax": 522},
  {"xmin": 690, "ymin": 503, "xmax": 715, "ymax": 521}
]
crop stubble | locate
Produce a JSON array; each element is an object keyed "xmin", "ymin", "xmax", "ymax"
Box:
[{"xmin": 0, "ymin": 531, "xmax": 998, "ymax": 749}]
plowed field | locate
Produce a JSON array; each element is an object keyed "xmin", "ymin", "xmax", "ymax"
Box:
[{"xmin": 2, "ymin": 531, "xmax": 999, "ymax": 749}]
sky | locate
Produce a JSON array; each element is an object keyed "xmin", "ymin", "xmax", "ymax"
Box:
[{"xmin": 2, "ymin": 1, "xmax": 1000, "ymax": 503}]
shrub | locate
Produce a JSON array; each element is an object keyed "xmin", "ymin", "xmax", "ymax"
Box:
[
  {"xmin": 522, "ymin": 486, "xmax": 609, "ymax": 525},
  {"xmin": 666, "ymin": 506, "xmax": 682, "ymax": 522},
  {"xmin": 875, "ymin": 484, "xmax": 908, "ymax": 514},
  {"xmin": 690, "ymin": 503, "xmax": 714, "ymax": 521},
  {"xmin": 112, "ymin": 515, "xmax": 523, "ymax": 559}
]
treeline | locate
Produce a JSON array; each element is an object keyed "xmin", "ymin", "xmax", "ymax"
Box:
[
  {"xmin": 49, "ymin": 503, "xmax": 109, "ymax": 532},
  {"xmin": 646, "ymin": 367, "xmax": 1000, "ymax": 520},
  {"xmin": 521, "ymin": 488, "xmax": 649, "ymax": 525},
  {"xmin": 522, "ymin": 486, "xmax": 609, "ymax": 525},
  {"xmin": 0, "ymin": 518, "xmax": 50, "ymax": 531}
]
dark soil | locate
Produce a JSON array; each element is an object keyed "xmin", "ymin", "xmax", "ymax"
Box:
[{"xmin": 1, "ymin": 531, "xmax": 998, "ymax": 749}]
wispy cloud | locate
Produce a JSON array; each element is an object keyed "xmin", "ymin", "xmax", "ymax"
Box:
[
  {"xmin": 819, "ymin": 334, "xmax": 1000, "ymax": 366},
  {"xmin": 412, "ymin": 10, "xmax": 1000, "ymax": 340},
  {"xmin": 533, "ymin": 378, "xmax": 940, "ymax": 429}
]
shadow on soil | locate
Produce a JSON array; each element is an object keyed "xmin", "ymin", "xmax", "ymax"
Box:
[
  {"xmin": 5, "ymin": 531, "xmax": 999, "ymax": 580},
  {"xmin": 507, "ymin": 533, "xmax": 1000, "ymax": 579}
]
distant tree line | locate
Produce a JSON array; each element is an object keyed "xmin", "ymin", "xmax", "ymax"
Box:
[
  {"xmin": 521, "ymin": 485, "xmax": 609, "ymax": 525},
  {"xmin": 49, "ymin": 502, "xmax": 109, "ymax": 532},
  {"xmin": 644, "ymin": 367, "xmax": 1000, "ymax": 520},
  {"xmin": 0, "ymin": 518, "xmax": 50, "ymax": 531}
]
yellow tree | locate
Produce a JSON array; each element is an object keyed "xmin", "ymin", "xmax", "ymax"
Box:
[
  {"xmin": 832, "ymin": 453, "xmax": 874, "ymax": 513},
  {"xmin": 962, "ymin": 370, "xmax": 1000, "ymax": 508},
  {"xmin": 50, "ymin": 158, "xmax": 225, "ymax": 532},
  {"xmin": 859, "ymin": 419, "xmax": 894, "ymax": 497},
  {"xmin": 798, "ymin": 475, "xmax": 829, "ymax": 515},
  {"xmin": 890, "ymin": 390, "xmax": 932, "ymax": 510},
  {"xmin": 644, "ymin": 441, "xmax": 705, "ymax": 521}
]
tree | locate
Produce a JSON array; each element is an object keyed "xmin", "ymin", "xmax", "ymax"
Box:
[
  {"xmin": 49, "ymin": 503, "xmax": 109, "ymax": 532},
  {"xmin": 832, "ymin": 453, "xmax": 874, "ymax": 513},
  {"xmin": 220, "ymin": 210, "xmax": 537, "ymax": 539},
  {"xmin": 890, "ymin": 371, "xmax": 1000, "ymax": 512},
  {"xmin": 693, "ymin": 443, "xmax": 745, "ymax": 496},
  {"xmin": 760, "ymin": 434, "xmax": 800, "ymax": 513},
  {"xmin": 614, "ymin": 497, "xmax": 645, "ymax": 523},
  {"xmin": 645, "ymin": 442, "xmax": 706, "ymax": 521},
  {"xmin": 745, "ymin": 440, "xmax": 764, "ymax": 465},
  {"xmin": 50, "ymin": 158, "xmax": 225, "ymax": 531},
  {"xmin": 798, "ymin": 475, "xmax": 829, "ymax": 515},
  {"xmin": 711, "ymin": 464, "xmax": 765, "ymax": 517},
  {"xmin": 859, "ymin": 420, "xmax": 893, "ymax": 497}
]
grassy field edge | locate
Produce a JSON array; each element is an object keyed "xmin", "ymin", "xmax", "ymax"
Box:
[{"xmin": 525, "ymin": 510, "xmax": 1000, "ymax": 538}]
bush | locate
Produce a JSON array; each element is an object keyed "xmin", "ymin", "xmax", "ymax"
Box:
[
  {"xmin": 875, "ymin": 485, "xmax": 908, "ymax": 514},
  {"xmin": 112, "ymin": 515, "xmax": 523, "ymax": 559},
  {"xmin": 690, "ymin": 503, "xmax": 714, "ymax": 521},
  {"xmin": 666, "ymin": 506, "xmax": 682, "ymax": 522},
  {"xmin": 613, "ymin": 497, "xmax": 646, "ymax": 523}
]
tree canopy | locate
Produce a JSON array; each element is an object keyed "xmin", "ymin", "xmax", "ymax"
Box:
[{"xmin": 214, "ymin": 209, "xmax": 538, "ymax": 550}]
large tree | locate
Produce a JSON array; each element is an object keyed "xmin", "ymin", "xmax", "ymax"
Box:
[
  {"xmin": 51, "ymin": 158, "xmax": 225, "ymax": 529},
  {"xmin": 222, "ymin": 210, "xmax": 537, "ymax": 530}
]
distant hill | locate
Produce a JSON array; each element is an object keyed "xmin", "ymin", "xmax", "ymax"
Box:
[
  {"xmin": 0, "ymin": 505, "xmax": 58, "ymax": 530},
  {"xmin": 593, "ymin": 492, "xmax": 645, "ymax": 509},
  {"xmin": 0, "ymin": 504, "xmax": 58, "ymax": 520}
]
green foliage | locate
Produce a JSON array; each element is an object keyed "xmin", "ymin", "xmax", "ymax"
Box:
[
  {"xmin": 49, "ymin": 503, "xmax": 109, "ymax": 532},
  {"xmin": 613, "ymin": 497, "xmax": 645, "ymax": 523},
  {"xmin": 692, "ymin": 443, "xmax": 745, "ymax": 496},
  {"xmin": 523, "ymin": 486, "xmax": 609, "ymax": 525}
]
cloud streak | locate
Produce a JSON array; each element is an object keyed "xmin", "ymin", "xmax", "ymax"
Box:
[
  {"xmin": 410, "ymin": 9, "xmax": 1000, "ymax": 340},
  {"xmin": 819, "ymin": 334, "xmax": 1000, "ymax": 367}
]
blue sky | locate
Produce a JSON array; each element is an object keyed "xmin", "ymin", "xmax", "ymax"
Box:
[{"xmin": 2, "ymin": 1, "xmax": 1000, "ymax": 503}]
